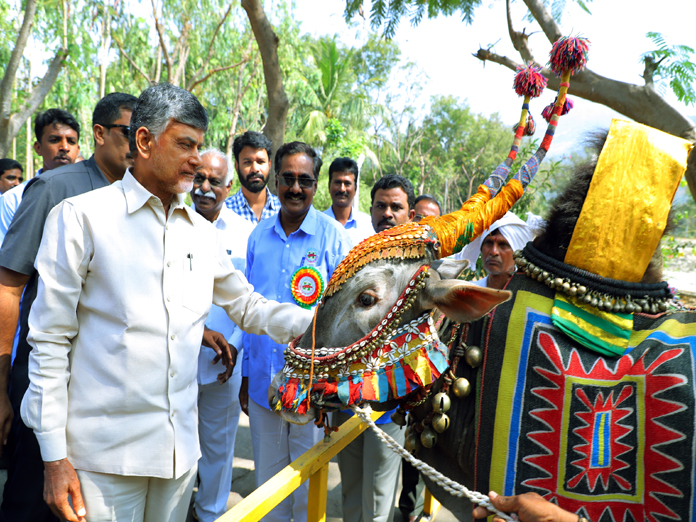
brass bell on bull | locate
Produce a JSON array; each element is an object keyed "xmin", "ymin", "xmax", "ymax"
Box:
[
  {"xmin": 390, "ymin": 406, "xmax": 407, "ymax": 427},
  {"xmin": 451, "ymin": 377, "xmax": 471, "ymax": 398},
  {"xmin": 465, "ymin": 346, "xmax": 483, "ymax": 368},
  {"xmin": 431, "ymin": 412, "xmax": 450, "ymax": 433},
  {"xmin": 420, "ymin": 426, "xmax": 438, "ymax": 448},
  {"xmin": 404, "ymin": 431, "xmax": 420, "ymax": 453},
  {"xmin": 431, "ymin": 392, "xmax": 451, "ymax": 413}
]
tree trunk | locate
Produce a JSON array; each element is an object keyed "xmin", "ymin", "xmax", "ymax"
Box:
[
  {"xmin": 225, "ymin": 55, "xmax": 257, "ymax": 159},
  {"xmin": 99, "ymin": 6, "xmax": 112, "ymax": 99},
  {"xmin": 0, "ymin": 0, "xmax": 67, "ymax": 157},
  {"xmin": 241, "ymin": 0, "xmax": 289, "ymax": 193},
  {"xmin": 25, "ymin": 116, "xmax": 33, "ymax": 179},
  {"xmin": 475, "ymin": 0, "xmax": 696, "ymax": 200}
]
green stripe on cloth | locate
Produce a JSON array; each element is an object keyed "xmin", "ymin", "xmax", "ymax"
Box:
[
  {"xmin": 551, "ymin": 294, "xmax": 633, "ymax": 357},
  {"xmin": 554, "ymin": 297, "xmax": 632, "ymax": 339}
]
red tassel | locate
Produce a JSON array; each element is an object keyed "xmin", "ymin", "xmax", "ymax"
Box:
[
  {"xmin": 401, "ymin": 362, "xmax": 420, "ymax": 389},
  {"xmin": 281, "ymin": 379, "xmax": 299, "ymax": 409},
  {"xmin": 349, "ymin": 378, "xmax": 362, "ymax": 404},
  {"xmin": 513, "ymin": 62, "xmax": 547, "ymax": 98},
  {"xmin": 548, "ymin": 36, "xmax": 590, "ymax": 77},
  {"xmin": 296, "ymin": 398, "xmax": 308, "ymax": 415},
  {"xmin": 362, "ymin": 373, "xmax": 377, "ymax": 401},
  {"xmin": 541, "ymin": 97, "xmax": 573, "ymax": 122}
]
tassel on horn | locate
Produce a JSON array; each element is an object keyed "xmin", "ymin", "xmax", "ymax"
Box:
[{"xmin": 423, "ymin": 37, "xmax": 590, "ymax": 259}]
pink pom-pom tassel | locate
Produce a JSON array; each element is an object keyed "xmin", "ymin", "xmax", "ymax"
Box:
[
  {"xmin": 548, "ymin": 36, "xmax": 589, "ymax": 77},
  {"xmin": 541, "ymin": 97, "xmax": 573, "ymax": 122},
  {"xmin": 513, "ymin": 62, "xmax": 548, "ymax": 98}
]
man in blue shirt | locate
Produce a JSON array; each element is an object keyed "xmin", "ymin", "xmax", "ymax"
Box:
[
  {"xmin": 225, "ymin": 131, "xmax": 280, "ymax": 224},
  {"xmin": 322, "ymin": 157, "xmax": 374, "ymax": 247},
  {"xmin": 240, "ymin": 141, "xmax": 351, "ymax": 522}
]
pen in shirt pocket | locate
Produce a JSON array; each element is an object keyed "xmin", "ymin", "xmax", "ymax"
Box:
[{"xmin": 187, "ymin": 253, "xmax": 193, "ymax": 270}]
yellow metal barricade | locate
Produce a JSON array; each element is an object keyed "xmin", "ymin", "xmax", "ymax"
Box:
[
  {"xmin": 216, "ymin": 411, "xmax": 383, "ymax": 522},
  {"xmin": 422, "ymin": 488, "xmax": 441, "ymax": 520}
]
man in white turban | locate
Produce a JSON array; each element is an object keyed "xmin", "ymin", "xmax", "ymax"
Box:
[{"xmin": 456, "ymin": 211, "xmax": 543, "ymax": 290}]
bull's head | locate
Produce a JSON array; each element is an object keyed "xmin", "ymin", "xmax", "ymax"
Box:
[{"xmin": 270, "ymin": 217, "xmax": 513, "ymax": 425}]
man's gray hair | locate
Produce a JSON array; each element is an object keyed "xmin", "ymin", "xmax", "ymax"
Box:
[
  {"xmin": 200, "ymin": 148, "xmax": 234, "ymax": 185},
  {"xmin": 129, "ymin": 83, "xmax": 208, "ymax": 152}
]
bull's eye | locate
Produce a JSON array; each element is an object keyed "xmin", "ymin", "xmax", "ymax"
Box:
[{"xmin": 357, "ymin": 292, "xmax": 377, "ymax": 308}]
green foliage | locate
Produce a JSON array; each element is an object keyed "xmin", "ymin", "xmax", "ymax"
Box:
[
  {"xmin": 344, "ymin": 0, "xmax": 480, "ymax": 39},
  {"xmin": 643, "ymin": 32, "xmax": 696, "ymax": 106},
  {"xmin": 525, "ymin": 0, "xmax": 592, "ymax": 24}
]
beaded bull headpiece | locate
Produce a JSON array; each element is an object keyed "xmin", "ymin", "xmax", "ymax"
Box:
[{"xmin": 277, "ymin": 37, "xmax": 591, "ymax": 415}]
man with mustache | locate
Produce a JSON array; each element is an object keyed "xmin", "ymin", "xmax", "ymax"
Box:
[
  {"xmin": 455, "ymin": 211, "xmax": 540, "ymax": 290},
  {"xmin": 18, "ymin": 84, "xmax": 312, "ymax": 522},
  {"xmin": 189, "ymin": 149, "xmax": 254, "ymax": 522},
  {"xmin": 0, "ymin": 109, "xmax": 81, "ymax": 242},
  {"xmin": 225, "ymin": 131, "xmax": 280, "ymax": 224},
  {"xmin": 0, "ymin": 92, "xmax": 137, "ymax": 521},
  {"xmin": 323, "ymin": 157, "xmax": 374, "ymax": 246},
  {"xmin": 370, "ymin": 174, "xmax": 416, "ymax": 232},
  {"xmin": 240, "ymin": 141, "xmax": 351, "ymax": 522}
]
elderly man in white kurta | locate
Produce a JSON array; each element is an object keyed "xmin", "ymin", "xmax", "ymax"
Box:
[{"xmin": 20, "ymin": 83, "xmax": 312, "ymax": 522}]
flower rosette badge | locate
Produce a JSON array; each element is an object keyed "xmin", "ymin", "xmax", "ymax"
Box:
[{"xmin": 290, "ymin": 266, "xmax": 324, "ymax": 309}]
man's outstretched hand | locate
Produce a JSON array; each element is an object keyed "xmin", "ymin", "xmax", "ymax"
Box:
[
  {"xmin": 472, "ymin": 491, "xmax": 580, "ymax": 522},
  {"xmin": 44, "ymin": 459, "xmax": 86, "ymax": 522}
]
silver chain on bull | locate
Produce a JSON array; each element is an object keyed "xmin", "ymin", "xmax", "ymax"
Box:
[{"xmin": 351, "ymin": 403, "xmax": 517, "ymax": 522}]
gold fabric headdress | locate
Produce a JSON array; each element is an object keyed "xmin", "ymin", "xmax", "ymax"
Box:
[{"xmin": 565, "ymin": 119, "xmax": 693, "ymax": 282}]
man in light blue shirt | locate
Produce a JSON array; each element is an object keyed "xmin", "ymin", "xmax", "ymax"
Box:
[
  {"xmin": 322, "ymin": 156, "xmax": 374, "ymax": 247},
  {"xmin": 240, "ymin": 142, "xmax": 351, "ymax": 522},
  {"xmin": 0, "ymin": 109, "xmax": 80, "ymax": 244}
]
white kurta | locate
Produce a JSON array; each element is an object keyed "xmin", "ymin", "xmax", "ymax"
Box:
[{"xmin": 21, "ymin": 170, "xmax": 312, "ymax": 479}]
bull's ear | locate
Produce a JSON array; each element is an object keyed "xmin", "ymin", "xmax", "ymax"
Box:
[
  {"xmin": 431, "ymin": 258, "xmax": 469, "ymax": 280},
  {"xmin": 422, "ymin": 279, "xmax": 511, "ymax": 323}
]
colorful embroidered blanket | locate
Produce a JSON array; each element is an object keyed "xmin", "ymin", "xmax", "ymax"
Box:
[{"xmin": 475, "ymin": 273, "xmax": 696, "ymax": 522}]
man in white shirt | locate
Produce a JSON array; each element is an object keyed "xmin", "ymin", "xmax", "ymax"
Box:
[
  {"xmin": 190, "ymin": 149, "xmax": 254, "ymax": 522},
  {"xmin": 20, "ymin": 83, "xmax": 312, "ymax": 522},
  {"xmin": 322, "ymin": 157, "xmax": 374, "ymax": 246}
]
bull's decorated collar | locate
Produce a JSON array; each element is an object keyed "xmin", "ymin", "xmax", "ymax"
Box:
[{"xmin": 277, "ymin": 266, "xmax": 449, "ymax": 414}]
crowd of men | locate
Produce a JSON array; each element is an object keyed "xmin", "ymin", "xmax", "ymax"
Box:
[{"xmin": 0, "ymin": 83, "xmax": 531, "ymax": 522}]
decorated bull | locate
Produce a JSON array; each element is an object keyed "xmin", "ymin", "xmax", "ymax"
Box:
[
  {"xmin": 407, "ymin": 121, "xmax": 695, "ymax": 522},
  {"xmin": 270, "ymin": 37, "xmax": 696, "ymax": 522}
]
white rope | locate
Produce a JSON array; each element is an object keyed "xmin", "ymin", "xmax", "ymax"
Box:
[{"xmin": 350, "ymin": 404, "xmax": 517, "ymax": 522}]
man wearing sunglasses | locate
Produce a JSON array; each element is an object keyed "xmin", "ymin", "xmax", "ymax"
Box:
[
  {"xmin": 0, "ymin": 92, "xmax": 136, "ymax": 522},
  {"xmin": 240, "ymin": 141, "xmax": 351, "ymax": 522}
]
